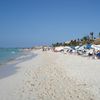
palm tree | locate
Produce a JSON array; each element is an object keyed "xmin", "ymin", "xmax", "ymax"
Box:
[
  {"xmin": 99, "ymin": 32, "xmax": 100, "ymax": 38},
  {"xmin": 82, "ymin": 36, "xmax": 88, "ymax": 41},
  {"xmin": 90, "ymin": 32, "xmax": 94, "ymax": 40}
]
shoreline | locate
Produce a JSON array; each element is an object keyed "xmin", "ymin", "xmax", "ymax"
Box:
[
  {"xmin": 0, "ymin": 49, "xmax": 36, "ymax": 67},
  {"xmin": 0, "ymin": 50, "xmax": 37, "ymax": 79},
  {"xmin": 0, "ymin": 50, "xmax": 100, "ymax": 100}
]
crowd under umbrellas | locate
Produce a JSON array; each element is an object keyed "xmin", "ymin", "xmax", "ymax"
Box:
[{"xmin": 53, "ymin": 44, "xmax": 100, "ymax": 59}]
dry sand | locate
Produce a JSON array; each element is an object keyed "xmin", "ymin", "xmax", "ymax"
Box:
[{"xmin": 0, "ymin": 50, "xmax": 100, "ymax": 100}]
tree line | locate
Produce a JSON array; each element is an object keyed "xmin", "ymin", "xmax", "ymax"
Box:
[{"xmin": 52, "ymin": 32, "xmax": 100, "ymax": 47}]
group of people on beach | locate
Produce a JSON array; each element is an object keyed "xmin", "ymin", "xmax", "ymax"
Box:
[
  {"xmin": 42, "ymin": 45, "xmax": 100, "ymax": 60},
  {"xmin": 68, "ymin": 48, "xmax": 100, "ymax": 59}
]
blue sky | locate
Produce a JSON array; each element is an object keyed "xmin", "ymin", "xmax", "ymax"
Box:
[{"xmin": 0, "ymin": 0, "xmax": 100, "ymax": 47}]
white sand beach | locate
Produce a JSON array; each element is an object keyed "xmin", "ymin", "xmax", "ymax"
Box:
[{"xmin": 0, "ymin": 50, "xmax": 100, "ymax": 100}]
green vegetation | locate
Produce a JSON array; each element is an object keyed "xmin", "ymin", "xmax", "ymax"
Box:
[
  {"xmin": 52, "ymin": 32, "xmax": 100, "ymax": 47},
  {"xmin": 99, "ymin": 32, "xmax": 100, "ymax": 38}
]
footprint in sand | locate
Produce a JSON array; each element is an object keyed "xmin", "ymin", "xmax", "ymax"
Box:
[
  {"xmin": 77, "ymin": 95, "xmax": 79, "ymax": 98},
  {"xmin": 70, "ymin": 95, "xmax": 73, "ymax": 98}
]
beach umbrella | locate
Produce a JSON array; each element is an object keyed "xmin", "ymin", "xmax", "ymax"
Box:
[
  {"xmin": 75, "ymin": 46, "xmax": 80, "ymax": 50},
  {"xmin": 55, "ymin": 46, "xmax": 64, "ymax": 51},
  {"xmin": 86, "ymin": 44, "xmax": 92, "ymax": 49},
  {"xmin": 77, "ymin": 45, "xmax": 86, "ymax": 51},
  {"xmin": 86, "ymin": 49, "xmax": 93, "ymax": 54},
  {"xmin": 63, "ymin": 46, "xmax": 72, "ymax": 50},
  {"xmin": 91, "ymin": 45, "xmax": 100, "ymax": 50}
]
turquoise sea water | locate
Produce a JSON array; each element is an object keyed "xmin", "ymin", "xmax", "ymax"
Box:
[{"xmin": 0, "ymin": 48, "xmax": 23, "ymax": 65}]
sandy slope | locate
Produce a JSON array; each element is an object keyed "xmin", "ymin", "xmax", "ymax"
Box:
[{"xmin": 0, "ymin": 50, "xmax": 100, "ymax": 100}]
